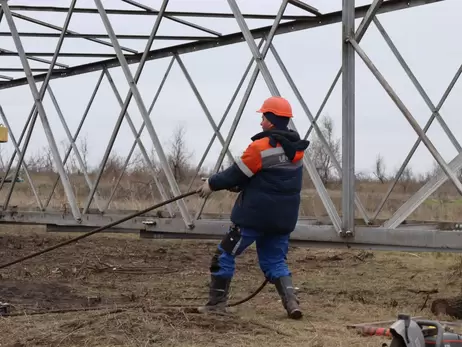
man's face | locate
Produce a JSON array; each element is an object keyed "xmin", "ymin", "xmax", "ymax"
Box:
[{"xmin": 260, "ymin": 115, "xmax": 274, "ymax": 131}]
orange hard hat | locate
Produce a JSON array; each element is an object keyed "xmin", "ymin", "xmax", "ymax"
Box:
[{"xmin": 257, "ymin": 96, "xmax": 293, "ymax": 118}]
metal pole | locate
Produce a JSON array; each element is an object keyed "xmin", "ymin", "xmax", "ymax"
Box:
[
  {"xmin": 0, "ymin": 106, "xmax": 43, "ymax": 210},
  {"xmin": 342, "ymin": 0, "xmax": 356, "ymax": 234},
  {"xmin": 10, "ymin": 11, "xmax": 138, "ymax": 54},
  {"xmin": 103, "ymin": 57, "xmax": 175, "ymax": 214},
  {"xmin": 185, "ymin": 39, "xmax": 265, "ymax": 193},
  {"xmin": 44, "ymin": 70, "xmax": 105, "ymax": 209},
  {"xmin": 194, "ymin": 1, "xmax": 288, "ymax": 220},
  {"xmin": 372, "ymin": 63, "xmax": 462, "ymax": 220},
  {"xmin": 303, "ymin": 70, "xmax": 341, "ymax": 141},
  {"xmin": 83, "ymin": 0, "xmax": 169, "ymax": 214},
  {"xmin": 226, "ymin": 0, "xmax": 343, "ymax": 233},
  {"xmin": 373, "ymin": 18, "xmax": 462, "ymax": 153},
  {"xmin": 0, "ymin": 104, "xmax": 35, "ymax": 191},
  {"xmin": 301, "ymin": 0, "xmax": 384, "ymax": 141},
  {"xmin": 0, "ymin": 1, "xmax": 440, "ymax": 92},
  {"xmin": 2, "ymin": 108, "xmax": 39, "ymax": 209},
  {"xmin": 103, "ymin": 68, "xmax": 174, "ymax": 216},
  {"xmin": 93, "ymin": 0, "xmax": 193, "ymax": 227},
  {"xmin": 46, "ymin": 85, "xmax": 104, "ymax": 211},
  {"xmin": 0, "ymin": 46, "xmax": 69, "ymax": 68},
  {"xmin": 270, "ymin": 42, "xmax": 370, "ymax": 225},
  {"xmin": 174, "ymin": 54, "xmax": 235, "ymax": 164},
  {"xmin": 0, "ymin": 0, "xmax": 81, "ymax": 220},
  {"xmin": 349, "ymin": 38, "xmax": 462, "ymax": 195},
  {"xmin": 121, "ymin": 0, "xmax": 222, "ymax": 37},
  {"xmin": 383, "ymin": 152, "xmax": 462, "ymax": 229}
]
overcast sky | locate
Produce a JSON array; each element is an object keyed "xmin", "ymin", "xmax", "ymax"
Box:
[{"xmin": 0, "ymin": 0, "xmax": 460, "ymax": 179}]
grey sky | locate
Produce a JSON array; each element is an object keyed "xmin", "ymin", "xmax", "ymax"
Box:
[{"xmin": 0, "ymin": 0, "xmax": 460, "ymax": 178}]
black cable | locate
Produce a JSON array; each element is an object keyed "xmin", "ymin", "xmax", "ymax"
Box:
[
  {"xmin": 228, "ymin": 279, "xmax": 269, "ymax": 307},
  {"xmin": 0, "ymin": 189, "xmax": 268, "ymax": 309},
  {"xmin": 0, "ymin": 190, "xmax": 198, "ymax": 270}
]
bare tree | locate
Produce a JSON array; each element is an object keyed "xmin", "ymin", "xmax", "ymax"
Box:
[
  {"xmin": 308, "ymin": 115, "xmax": 341, "ymax": 184},
  {"xmin": 78, "ymin": 135, "xmax": 89, "ymax": 173},
  {"xmin": 43, "ymin": 146, "xmax": 54, "ymax": 172},
  {"xmin": 373, "ymin": 154, "xmax": 387, "ymax": 183},
  {"xmin": 167, "ymin": 124, "xmax": 192, "ymax": 182}
]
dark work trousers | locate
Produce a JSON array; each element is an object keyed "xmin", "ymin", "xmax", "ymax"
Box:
[{"xmin": 211, "ymin": 226, "xmax": 291, "ymax": 282}]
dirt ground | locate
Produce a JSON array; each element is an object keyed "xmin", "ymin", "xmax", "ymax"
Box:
[{"xmin": 1, "ymin": 226, "xmax": 462, "ymax": 347}]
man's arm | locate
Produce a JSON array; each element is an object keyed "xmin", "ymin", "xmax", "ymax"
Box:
[{"xmin": 208, "ymin": 143, "xmax": 262, "ymax": 191}]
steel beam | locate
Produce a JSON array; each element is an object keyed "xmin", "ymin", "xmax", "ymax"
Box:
[
  {"xmin": 0, "ymin": 0, "xmax": 443, "ymax": 90},
  {"xmin": 44, "ymin": 70, "xmax": 105, "ymax": 209},
  {"xmin": 0, "ymin": 68, "xmax": 61, "ymax": 72},
  {"xmin": 0, "ymin": 47, "xmax": 69, "ymax": 68},
  {"xmin": 0, "ymin": 0, "xmax": 458, "ymax": 255},
  {"xmin": 373, "ymin": 18, "xmax": 461, "ymax": 153},
  {"xmin": 92, "ymin": 0, "xmax": 193, "ymax": 228},
  {"xmin": 269, "ymin": 43, "xmax": 370, "ymax": 224},
  {"xmin": 342, "ymin": 0, "xmax": 356, "ymax": 234},
  {"xmin": 0, "ymin": 33, "xmax": 214, "ymax": 40},
  {"xmin": 287, "ymin": 0, "xmax": 321, "ymax": 16},
  {"xmin": 46, "ymin": 85, "xmax": 104, "ymax": 212},
  {"xmin": 349, "ymin": 38, "xmax": 462, "ymax": 196},
  {"xmin": 0, "ymin": 210, "xmax": 461, "ymax": 253},
  {"xmin": 174, "ymin": 54, "xmax": 234, "ymax": 164},
  {"xmin": 6, "ymin": 5, "xmax": 313, "ymax": 20},
  {"xmin": 383, "ymin": 152, "xmax": 462, "ymax": 229},
  {"xmin": 194, "ymin": 1, "xmax": 289, "ymax": 221},
  {"xmin": 10, "ymin": 11, "xmax": 138, "ymax": 54},
  {"xmin": 0, "ymin": 0, "xmax": 82, "ymax": 221},
  {"xmin": 227, "ymin": 0, "xmax": 343, "ymax": 233},
  {"xmin": 185, "ymin": 39, "xmax": 265, "ymax": 192},
  {"xmin": 0, "ymin": 107, "xmax": 43, "ymax": 210},
  {"xmin": 121, "ymin": 0, "xmax": 222, "ymax": 37},
  {"xmin": 372, "ymin": 56, "xmax": 462, "ymax": 220},
  {"xmin": 103, "ymin": 68, "xmax": 175, "ymax": 217},
  {"xmin": 103, "ymin": 58, "xmax": 175, "ymax": 214}
]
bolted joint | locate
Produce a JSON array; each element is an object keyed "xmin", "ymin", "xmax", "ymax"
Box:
[{"xmin": 338, "ymin": 229, "xmax": 354, "ymax": 238}]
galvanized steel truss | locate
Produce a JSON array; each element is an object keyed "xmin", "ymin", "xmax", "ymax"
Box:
[{"xmin": 0, "ymin": 0, "xmax": 461, "ymax": 253}]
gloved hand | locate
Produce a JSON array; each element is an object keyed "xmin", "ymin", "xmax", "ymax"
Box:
[{"xmin": 198, "ymin": 178, "xmax": 212, "ymax": 198}]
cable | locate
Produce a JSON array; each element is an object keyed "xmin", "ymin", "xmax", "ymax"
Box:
[
  {"xmin": 0, "ymin": 189, "xmax": 268, "ymax": 309},
  {"xmin": 0, "ymin": 190, "xmax": 198, "ymax": 270},
  {"xmin": 228, "ymin": 279, "xmax": 269, "ymax": 307}
]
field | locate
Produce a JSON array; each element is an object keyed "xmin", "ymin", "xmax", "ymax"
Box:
[
  {"xmin": 1, "ymin": 225, "xmax": 462, "ymax": 347},
  {"xmin": 2, "ymin": 159, "xmax": 462, "ymax": 346}
]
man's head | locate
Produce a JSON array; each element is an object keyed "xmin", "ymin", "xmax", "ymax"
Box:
[{"xmin": 257, "ymin": 96, "xmax": 293, "ymax": 131}]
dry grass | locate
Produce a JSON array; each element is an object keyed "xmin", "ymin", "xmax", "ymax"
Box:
[
  {"xmin": 1, "ymin": 226, "xmax": 462, "ymax": 346},
  {"xmin": 2, "ymin": 168, "xmax": 462, "ymax": 346},
  {"xmin": 4, "ymin": 170, "xmax": 462, "ymax": 222}
]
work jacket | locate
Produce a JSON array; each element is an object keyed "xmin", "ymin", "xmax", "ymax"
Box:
[{"xmin": 208, "ymin": 129, "xmax": 310, "ymax": 235}]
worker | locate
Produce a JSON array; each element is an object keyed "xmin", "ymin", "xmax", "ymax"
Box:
[{"xmin": 197, "ymin": 96, "xmax": 309, "ymax": 320}]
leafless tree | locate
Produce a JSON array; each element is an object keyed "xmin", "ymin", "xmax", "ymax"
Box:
[
  {"xmin": 373, "ymin": 154, "xmax": 387, "ymax": 183},
  {"xmin": 308, "ymin": 115, "xmax": 341, "ymax": 184},
  {"xmin": 43, "ymin": 146, "xmax": 54, "ymax": 172},
  {"xmin": 167, "ymin": 124, "xmax": 192, "ymax": 182},
  {"xmin": 78, "ymin": 135, "xmax": 89, "ymax": 172}
]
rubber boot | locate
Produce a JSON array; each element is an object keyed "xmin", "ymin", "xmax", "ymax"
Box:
[
  {"xmin": 274, "ymin": 276, "xmax": 303, "ymax": 320},
  {"xmin": 198, "ymin": 275, "xmax": 233, "ymax": 314}
]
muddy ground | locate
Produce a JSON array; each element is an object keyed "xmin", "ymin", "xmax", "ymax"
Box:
[{"xmin": 1, "ymin": 226, "xmax": 462, "ymax": 347}]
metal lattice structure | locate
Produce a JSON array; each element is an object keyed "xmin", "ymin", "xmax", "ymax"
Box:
[{"xmin": 0, "ymin": 0, "xmax": 461, "ymax": 252}]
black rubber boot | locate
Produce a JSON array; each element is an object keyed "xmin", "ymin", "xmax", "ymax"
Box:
[
  {"xmin": 274, "ymin": 276, "xmax": 303, "ymax": 320},
  {"xmin": 198, "ymin": 275, "xmax": 233, "ymax": 314}
]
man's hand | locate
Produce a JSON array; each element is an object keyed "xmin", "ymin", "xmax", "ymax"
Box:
[{"xmin": 198, "ymin": 178, "xmax": 213, "ymax": 198}]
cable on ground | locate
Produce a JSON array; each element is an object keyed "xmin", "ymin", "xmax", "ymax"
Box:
[{"xmin": 0, "ymin": 190, "xmax": 268, "ymax": 309}]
